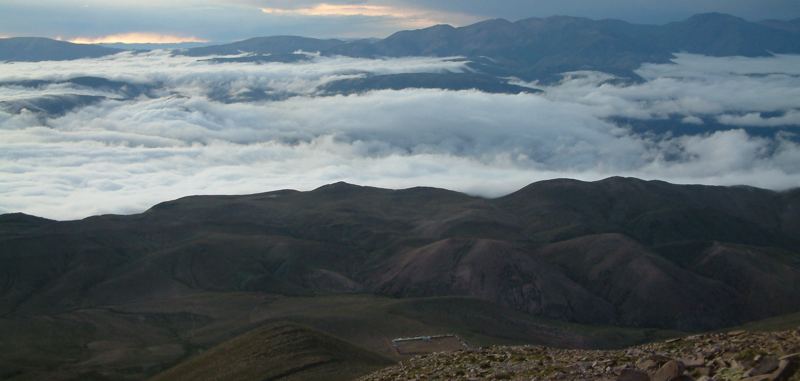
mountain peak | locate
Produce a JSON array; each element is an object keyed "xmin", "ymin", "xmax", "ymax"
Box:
[
  {"xmin": 685, "ymin": 12, "xmax": 747, "ymax": 24},
  {"xmin": 312, "ymin": 181, "xmax": 364, "ymax": 192},
  {"xmin": 423, "ymin": 24, "xmax": 456, "ymax": 31}
]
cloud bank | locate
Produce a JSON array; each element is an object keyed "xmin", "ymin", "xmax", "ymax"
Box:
[{"xmin": 0, "ymin": 51, "xmax": 798, "ymax": 220}]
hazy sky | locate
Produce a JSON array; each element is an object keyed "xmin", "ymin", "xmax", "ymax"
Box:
[{"xmin": 1, "ymin": 0, "xmax": 799, "ymax": 42}]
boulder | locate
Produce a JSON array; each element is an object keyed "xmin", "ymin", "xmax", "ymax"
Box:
[
  {"xmin": 652, "ymin": 360, "xmax": 686, "ymax": 381},
  {"xmin": 746, "ymin": 356, "xmax": 779, "ymax": 377}
]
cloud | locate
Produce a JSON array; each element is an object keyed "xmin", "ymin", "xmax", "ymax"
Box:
[
  {"xmin": 718, "ymin": 110, "xmax": 800, "ymax": 127},
  {"xmin": 681, "ymin": 116, "xmax": 704, "ymax": 125},
  {"xmin": 1, "ymin": 51, "xmax": 799, "ymax": 220},
  {"xmin": 259, "ymin": 2, "xmax": 476, "ymax": 29},
  {"xmin": 66, "ymin": 33, "xmax": 208, "ymax": 44},
  {"xmin": 539, "ymin": 54, "xmax": 800, "ymax": 124}
]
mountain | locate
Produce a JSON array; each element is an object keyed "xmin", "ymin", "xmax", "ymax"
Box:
[
  {"xmin": 1, "ymin": 177, "xmax": 798, "ymax": 330},
  {"xmin": 181, "ymin": 36, "xmax": 345, "ymax": 56},
  {"xmin": 1, "ymin": 177, "xmax": 799, "ymax": 379},
  {"xmin": 5, "ymin": 13, "xmax": 799, "ymax": 83},
  {"xmin": 329, "ymin": 17, "xmax": 672, "ymax": 81},
  {"xmin": 0, "ymin": 37, "xmax": 121, "ymax": 61},
  {"xmin": 660, "ymin": 13, "xmax": 800, "ymax": 56},
  {"xmin": 179, "ymin": 13, "xmax": 800, "ymax": 82},
  {"xmin": 328, "ymin": 13, "xmax": 800, "ymax": 81}
]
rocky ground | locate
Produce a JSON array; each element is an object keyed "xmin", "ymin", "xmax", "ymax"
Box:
[{"xmin": 360, "ymin": 329, "xmax": 800, "ymax": 381}]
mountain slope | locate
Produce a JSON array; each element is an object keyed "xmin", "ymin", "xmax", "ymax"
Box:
[
  {"xmin": 0, "ymin": 37, "xmax": 120, "ymax": 61},
  {"xmin": 1, "ymin": 177, "xmax": 798, "ymax": 331},
  {"xmin": 149, "ymin": 322, "xmax": 393, "ymax": 381},
  {"xmin": 181, "ymin": 36, "xmax": 345, "ymax": 56},
  {"xmin": 361, "ymin": 329, "xmax": 800, "ymax": 381}
]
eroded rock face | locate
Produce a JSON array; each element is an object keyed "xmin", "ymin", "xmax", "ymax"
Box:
[{"xmin": 360, "ymin": 329, "xmax": 800, "ymax": 381}]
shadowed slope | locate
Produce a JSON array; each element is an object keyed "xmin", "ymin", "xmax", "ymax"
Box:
[
  {"xmin": 149, "ymin": 322, "xmax": 393, "ymax": 381},
  {"xmin": 0, "ymin": 178, "xmax": 798, "ymax": 330}
]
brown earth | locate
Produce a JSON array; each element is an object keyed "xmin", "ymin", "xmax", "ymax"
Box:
[{"xmin": 361, "ymin": 329, "xmax": 800, "ymax": 381}]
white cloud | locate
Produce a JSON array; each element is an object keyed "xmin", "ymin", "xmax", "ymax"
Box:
[
  {"xmin": 66, "ymin": 33, "xmax": 208, "ymax": 44},
  {"xmin": 542, "ymin": 54, "xmax": 800, "ymax": 122},
  {"xmin": 0, "ymin": 52, "xmax": 799, "ymax": 220},
  {"xmin": 681, "ymin": 115, "xmax": 704, "ymax": 125},
  {"xmin": 718, "ymin": 110, "xmax": 800, "ymax": 127}
]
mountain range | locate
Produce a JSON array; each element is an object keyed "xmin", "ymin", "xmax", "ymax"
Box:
[
  {"xmin": 3, "ymin": 13, "xmax": 800, "ymax": 82},
  {"xmin": 2, "ymin": 177, "xmax": 799, "ymax": 328},
  {"xmin": 1, "ymin": 177, "xmax": 799, "ymax": 379}
]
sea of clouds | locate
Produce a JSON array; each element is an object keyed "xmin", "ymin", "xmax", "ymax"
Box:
[{"xmin": 1, "ymin": 51, "xmax": 799, "ymax": 219}]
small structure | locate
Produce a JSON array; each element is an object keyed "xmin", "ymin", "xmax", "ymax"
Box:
[{"xmin": 391, "ymin": 334, "xmax": 469, "ymax": 355}]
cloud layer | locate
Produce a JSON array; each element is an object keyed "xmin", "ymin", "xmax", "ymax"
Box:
[{"xmin": 0, "ymin": 51, "xmax": 799, "ymax": 220}]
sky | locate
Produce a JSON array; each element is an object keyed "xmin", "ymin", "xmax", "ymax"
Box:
[
  {"xmin": 1, "ymin": 0, "xmax": 800, "ymax": 42},
  {"xmin": 1, "ymin": 52, "xmax": 799, "ymax": 219}
]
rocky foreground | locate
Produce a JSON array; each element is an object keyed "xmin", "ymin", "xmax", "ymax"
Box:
[{"xmin": 361, "ymin": 329, "xmax": 800, "ymax": 381}]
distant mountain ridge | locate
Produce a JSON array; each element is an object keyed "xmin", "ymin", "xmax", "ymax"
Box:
[
  {"xmin": 182, "ymin": 12, "xmax": 800, "ymax": 81},
  {"xmin": 3, "ymin": 13, "xmax": 800, "ymax": 82},
  {"xmin": 0, "ymin": 37, "xmax": 120, "ymax": 61},
  {"xmin": 180, "ymin": 35, "xmax": 345, "ymax": 57}
]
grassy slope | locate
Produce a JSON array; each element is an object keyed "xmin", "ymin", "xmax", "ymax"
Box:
[{"xmin": 149, "ymin": 322, "xmax": 393, "ymax": 381}]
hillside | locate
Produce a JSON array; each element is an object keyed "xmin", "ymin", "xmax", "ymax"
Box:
[
  {"xmin": 1, "ymin": 177, "xmax": 799, "ymax": 379},
  {"xmin": 360, "ymin": 328, "xmax": 800, "ymax": 380},
  {"xmin": 149, "ymin": 322, "xmax": 393, "ymax": 381},
  {"xmin": 1, "ymin": 178, "xmax": 798, "ymax": 330}
]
